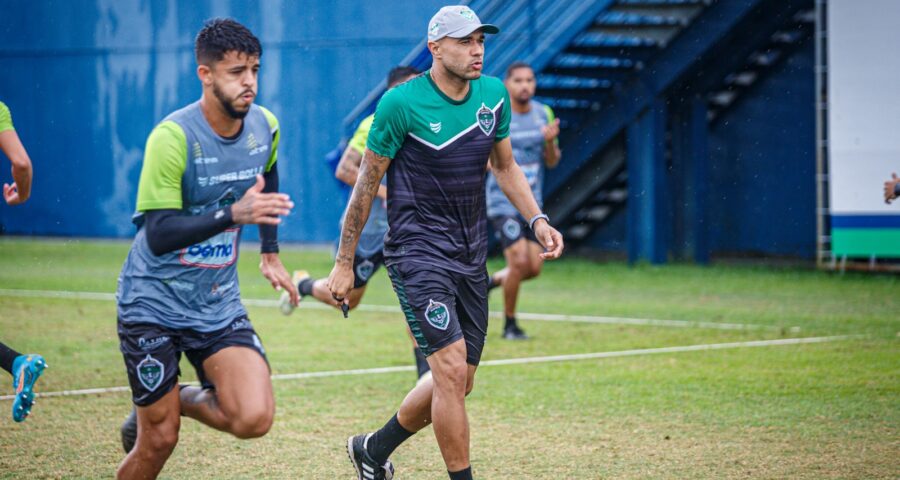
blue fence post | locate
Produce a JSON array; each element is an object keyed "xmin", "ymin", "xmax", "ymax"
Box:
[
  {"xmin": 687, "ymin": 96, "xmax": 710, "ymax": 264},
  {"xmin": 627, "ymin": 98, "xmax": 669, "ymax": 264}
]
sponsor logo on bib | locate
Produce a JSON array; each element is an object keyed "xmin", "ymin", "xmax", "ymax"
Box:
[{"xmin": 179, "ymin": 228, "xmax": 239, "ymax": 269}]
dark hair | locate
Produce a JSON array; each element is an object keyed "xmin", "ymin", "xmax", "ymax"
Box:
[
  {"xmin": 387, "ymin": 66, "xmax": 420, "ymax": 88},
  {"xmin": 195, "ymin": 18, "xmax": 262, "ymax": 65},
  {"xmin": 505, "ymin": 61, "xmax": 533, "ymax": 79}
]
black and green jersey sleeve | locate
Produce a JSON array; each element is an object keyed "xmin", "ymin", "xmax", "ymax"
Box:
[
  {"xmin": 367, "ymin": 90, "xmax": 411, "ymax": 159},
  {"xmin": 136, "ymin": 121, "xmax": 187, "ymax": 211}
]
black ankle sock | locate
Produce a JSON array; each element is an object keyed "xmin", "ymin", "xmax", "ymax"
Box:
[
  {"xmin": 367, "ymin": 413, "xmax": 415, "ymax": 464},
  {"xmin": 0, "ymin": 341, "xmax": 22, "ymax": 374},
  {"xmin": 487, "ymin": 273, "xmax": 500, "ymax": 291},
  {"xmin": 414, "ymin": 348, "xmax": 430, "ymax": 379},
  {"xmin": 504, "ymin": 315, "xmax": 517, "ymax": 330},
  {"xmin": 448, "ymin": 466, "xmax": 473, "ymax": 480},
  {"xmin": 298, "ymin": 278, "xmax": 315, "ymax": 296}
]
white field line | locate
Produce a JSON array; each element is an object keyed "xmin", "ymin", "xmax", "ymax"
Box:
[
  {"xmin": 0, "ymin": 335, "xmax": 860, "ymax": 401},
  {"xmin": 0, "ymin": 288, "xmax": 791, "ymax": 332}
]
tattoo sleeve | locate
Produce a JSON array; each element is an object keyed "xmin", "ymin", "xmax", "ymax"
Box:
[{"xmin": 335, "ymin": 149, "xmax": 391, "ymax": 265}]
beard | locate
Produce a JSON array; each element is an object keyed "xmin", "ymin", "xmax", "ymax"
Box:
[
  {"xmin": 444, "ymin": 60, "xmax": 482, "ymax": 81},
  {"xmin": 212, "ymin": 83, "xmax": 251, "ymax": 120}
]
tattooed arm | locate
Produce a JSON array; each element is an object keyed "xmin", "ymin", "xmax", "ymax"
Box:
[
  {"xmin": 327, "ymin": 148, "xmax": 392, "ymax": 299},
  {"xmin": 335, "ymin": 147, "xmax": 388, "ymax": 200}
]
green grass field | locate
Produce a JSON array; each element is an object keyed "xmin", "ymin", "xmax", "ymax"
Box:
[{"xmin": 0, "ymin": 238, "xmax": 897, "ymax": 479}]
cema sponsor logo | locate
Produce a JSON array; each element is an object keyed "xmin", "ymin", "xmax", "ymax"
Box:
[{"xmin": 179, "ymin": 228, "xmax": 240, "ymax": 269}]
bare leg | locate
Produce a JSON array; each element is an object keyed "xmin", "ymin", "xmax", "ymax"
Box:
[
  {"xmin": 501, "ymin": 238, "xmax": 530, "ymax": 318},
  {"xmin": 116, "ymin": 387, "xmax": 180, "ymax": 480},
  {"xmin": 312, "ymin": 279, "xmax": 366, "ymax": 310},
  {"xmin": 400, "ymin": 339, "xmax": 476, "ymax": 471},
  {"xmin": 179, "ymin": 346, "xmax": 274, "ymax": 439}
]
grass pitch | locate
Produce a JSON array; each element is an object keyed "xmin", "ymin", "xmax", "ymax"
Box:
[{"xmin": 0, "ymin": 238, "xmax": 897, "ymax": 479}]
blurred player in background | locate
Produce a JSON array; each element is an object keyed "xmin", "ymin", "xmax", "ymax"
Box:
[
  {"xmin": 279, "ymin": 66, "xmax": 432, "ymax": 383},
  {"xmin": 486, "ymin": 62, "xmax": 561, "ymax": 340},
  {"xmin": 0, "ymin": 100, "xmax": 48, "ymax": 423},
  {"xmin": 115, "ymin": 19, "xmax": 296, "ymax": 479}
]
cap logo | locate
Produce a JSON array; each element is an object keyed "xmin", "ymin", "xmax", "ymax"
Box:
[
  {"xmin": 459, "ymin": 7, "xmax": 476, "ymax": 20},
  {"xmin": 429, "ymin": 22, "xmax": 440, "ymax": 36}
]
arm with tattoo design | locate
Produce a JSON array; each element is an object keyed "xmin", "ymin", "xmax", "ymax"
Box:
[{"xmin": 335, "ymin": 148, "xmax": 392, "ymax": 265}]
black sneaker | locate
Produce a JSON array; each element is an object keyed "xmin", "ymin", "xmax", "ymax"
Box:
[
  {"xmin": 347, "ymin": 433, "xmax": 394, "ymax": 480},
  {"xmin": 502, "ymin": 324, "xmax": 529, "ymax": 340},
  {"xmin": 121, "ymin": 407, "xmax": 138, "ymax": 453}
]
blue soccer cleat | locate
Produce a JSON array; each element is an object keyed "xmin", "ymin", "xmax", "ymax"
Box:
[{"xmin": 11, "ymin": 354, "xmax": 47, "ymax": 423}]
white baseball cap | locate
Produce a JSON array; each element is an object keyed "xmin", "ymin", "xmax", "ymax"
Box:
[{"xmin": 427, "ymin": 5, "xmax": 500, "ymax": 42}]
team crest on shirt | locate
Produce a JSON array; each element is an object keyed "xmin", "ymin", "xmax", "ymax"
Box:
[
  {"xmin": 430, "ymin": 121, "xmax": 442, "ymax": 134},
  {"xmin": 136, "ymin": 354, "xmax": 164, "ymax": 392},
  {"xmin": 425, "ymin": 299, "xmax": 450, "ymax": 331},
  {"xmin": 476, "ymin": 103, "xmax": 495, "ymax": 136}
]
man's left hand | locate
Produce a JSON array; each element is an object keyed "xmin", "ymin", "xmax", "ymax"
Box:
[
  {"xmin": 534, "ymin": 220, "xmax": 564, "ymax": 260},
  {"xmin": 260, "ymin": 253, "xmax": 299, "ymax": 306}
]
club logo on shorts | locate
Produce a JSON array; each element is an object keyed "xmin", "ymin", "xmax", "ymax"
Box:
[
  {"xmin": 503, "ymin": 218, "xmax": 521, "ymax": 239},
  {"xmin": 136, "ymin": 354, "xmax": 164, "ymax": 392},
  {"xmin": 425, "ymin": 299, "xmax": 450, "ymax": 331},
  {"xmin": 356, "ymin": 260, "xmax": 375, "ymax": 283},
  {"xmin": 477, "ymin": 103, "xmax": 496, "ymax": 136}
]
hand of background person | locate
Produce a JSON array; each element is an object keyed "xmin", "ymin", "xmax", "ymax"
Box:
[
  {"xmin": 3, "ymin": 182, "xmax": 25, "ymax": 205},
  {"xmin": 533, "ymin": 219, "xmax": 564, "ymax": 260},
  {"xmin": 542, "ymin": 118, "xmax": 560, "ymax": 143},
  {"xmin": 231, "ymin": 175, "xmax": 294, "ymax": 225},
  {"xmin": 260, "ymin": 253, "xmax": 299, "ymax": 306},
  {"xmin": 884, "ymin": 173, "xmax": 899, "ymax": 204}
]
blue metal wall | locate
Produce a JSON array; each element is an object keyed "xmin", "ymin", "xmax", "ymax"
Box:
[
  {"xmin": 0, "ymin": 0, "xmax": 454, "ymax": 241},
  {"xmin": 707, "ymin": 40, "xmax": 816, "ymax": 258}
]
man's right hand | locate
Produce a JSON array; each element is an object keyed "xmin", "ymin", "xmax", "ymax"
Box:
[
  {"xmin": 326, "ymin": 261, "xmax": 355, "ymax": 308},
  {"xmin": 231, "ymin": 175, "xmax": 294, "ymax": 225}
]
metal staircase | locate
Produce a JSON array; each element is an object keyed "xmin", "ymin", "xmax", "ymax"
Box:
[{"xmin": 339, "ymin": 0, "xmax": 815, "ymax": 259}]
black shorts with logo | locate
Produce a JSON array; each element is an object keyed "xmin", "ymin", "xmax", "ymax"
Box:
[
  {"xmin": 117, "ymin": 316, "xmax": 268, "ymax": 406},
  {"xmin": 386, "ymin": 261, "xmax": 488, "ymax": 366},
  {"xmin": 352, "ymin": 248, "xmax": 385, "ymax": 289},
  {"xmin": 491, "ymin": 215, "xmax": 539, "ymax": 250}
]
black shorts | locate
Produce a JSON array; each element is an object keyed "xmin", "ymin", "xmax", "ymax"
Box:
[
  {"xmin": 386, "ymin": 261, "xmax": 488, "ymax": 366},
  {"xmin": 117, "ymin": 316, "xmax": 268, "ymax": 406},
  {"xmin": 491, "ymin": 215, "xmax": 539, "ymax": 250},
  {"xmin": 352, "ymin": 248, "xmax": 384, "ymax": 289}
]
